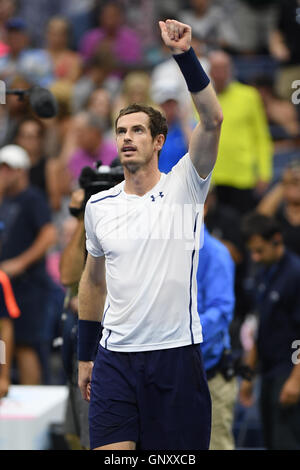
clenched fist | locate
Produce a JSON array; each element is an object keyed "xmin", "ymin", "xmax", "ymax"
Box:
[{"xmin": 159, "ymin": 19, "xmax": 192, "ymax": 55}]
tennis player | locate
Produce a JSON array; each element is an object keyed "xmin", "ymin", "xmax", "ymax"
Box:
[{"xmin": 78, "ymin": 19, "xmax": 223, "ymax": 450}]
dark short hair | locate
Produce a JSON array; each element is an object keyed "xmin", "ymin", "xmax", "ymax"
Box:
[
  {"xmin": 115, "ymin": 103, "xmax": 168, "ymax": 141},
  {"xmin": 241, "ymin": 212, "xmax": 282, "ymax": 242}
]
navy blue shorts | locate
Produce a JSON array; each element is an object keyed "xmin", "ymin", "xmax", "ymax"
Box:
[{"xmin": 89, "ymin": 344, "xmax": 211, "ymax": 450}]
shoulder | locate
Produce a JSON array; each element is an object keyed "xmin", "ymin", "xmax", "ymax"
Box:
[
  {"xmin": 233, "ymin": 82, "xmax": 262, "ymax": 100},
  {"xmin": 22, "ymin": 48, "xmax": 51, "ymax": 62},
  {"xmin": 23, "ymin": 185, "xmax": 47, "ymax": 200},
  {"xmin": 284, "ymin": 250, "xmax": 300, "ymax": 274},
  {"xmin": 88, "ymin": 182, "xmax": 123, "ymax": 206}
]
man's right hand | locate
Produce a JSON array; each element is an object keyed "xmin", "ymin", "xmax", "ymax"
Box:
[
  {"xmin": 239, "ymin": 379, "xmax": 255, "ymax": 407},
  {"xmin": 78, "ymin": 360, "xmax": 93, "ymax": 401}
]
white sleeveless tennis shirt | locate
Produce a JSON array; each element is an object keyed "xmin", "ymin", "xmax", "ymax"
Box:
[{"xmin": 84, "ymin": 153, "xmax": 211, "ymax": 352}]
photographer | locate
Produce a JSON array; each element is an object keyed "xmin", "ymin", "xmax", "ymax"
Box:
[
  {"xmin": 59, "ymin": 188, "xmax": 91, "ymax": 450},
  {"xmin": 59, "ymin": 163, "xmax": 123, "ymax": 449}
]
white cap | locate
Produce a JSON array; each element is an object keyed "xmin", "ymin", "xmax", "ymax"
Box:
[
  {"xmin": 0, "ymin": 145, "xmax": 31, "ymax": 169},
  {"xmin": 151, "ymin": 81, "xmax": 180, "ymax": 105}
]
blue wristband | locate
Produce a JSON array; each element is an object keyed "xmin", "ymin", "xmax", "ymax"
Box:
[
  {"xmin": 173, "ymin": 47, "xmax": 210, "ymax": 93},
  {"xmin": 77, "ymin": 319, "xmax": 102, "ymax": 361}
]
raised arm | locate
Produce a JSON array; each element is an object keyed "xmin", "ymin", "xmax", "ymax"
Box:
[{"xmin": 159, "ymin": 19, "xmax": 223, "ymax": 179}]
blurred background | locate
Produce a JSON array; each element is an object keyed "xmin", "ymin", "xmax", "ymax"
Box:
[{"xmin": 0, "ymin": 0, "xmax": 300, "ymax": 451}]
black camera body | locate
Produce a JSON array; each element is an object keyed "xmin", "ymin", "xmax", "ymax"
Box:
[
  {"xmin": 80, "ymin": 161, "xmax": 124, "ymax": 202},
  {"xmin": 70, "ymin": 161, "xmax": 124, "ymax": 217}
]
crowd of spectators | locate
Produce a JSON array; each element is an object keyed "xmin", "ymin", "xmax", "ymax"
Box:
[{"xmin": 0, "ymin": 0, "xmax": 300, "ymax": 450}]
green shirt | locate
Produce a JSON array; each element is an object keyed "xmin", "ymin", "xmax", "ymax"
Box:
[{"xmin": 212, "ymin": 81, "xmax": 273, "ymax": 189}]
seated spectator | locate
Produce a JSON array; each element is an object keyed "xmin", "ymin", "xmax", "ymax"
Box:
[
  {"xmin": 79, "ymin": 1, "xmax": 142, "ymax": 75},
  {"xmin": 120, "ymin": 0, "xmax": 159, "ymax": 53},
  {"xmin": 0, "ymin": 144, "xmax": 57, "ymax": 385},
  {"xmin": 0, "ymin": 17, "xmax": 54, "ymax": 87},
  {"xmin": 16, "ymin": 0, "xmax": 61, "ymax": 48},
  {"xmin": 86, "ymin": 87, "xmax": 114, "ymax": 137},
  {"xmin": 257, "ymin": 159, "xmax": 300, "ymax": 257},
  {"xmin": 151, "ymin": 82, "xmax": 195, "ymax": 174},
  {"xmin": 252, "ymin": 75, "xmax": 300, "ymax": 142},
  {"xmin": 178, "ymin": 0, "xmax": 239, "ymax": 52},
  {"xmin": 239, "ymin": 212, "xmax": 300, "ymax": 450},
  {"xmin": 197, "ymin": 224, "xmax": 237, "ymax": 450},
  {"xmin": 208, "ymin": 50, "xmax": 273, "ymax": 214},
  {"xmin": 112, "ymin": 71, "xmax": 157, "ymax": 122},
  {"xmin": 14, "ymin": 117, "xmax": 62, "ymax": 211},
  {"xmin": 230, "ymin": 0, "xmax": 278, "ymax": 54},
  {"xmin": 72, "ymin": 52, "xmax": 119, "ymax": 115},
  {"xmin": 269, "ymin": 0, "xmax": 300, "ymax": 100},
  {"xmin": 45, "ymin": 17, "xmax": 82, "ymax": 85},
  {"xmin": 59, "ymin": 0, "xmax": 95, "ymax": 51},
  {"xmin": 67, "ymin": 111, "xmax": 117, "ymax": 184},
  {"xmin": 204, "ymin": 184, "xmax": 250, "ymax": 352},
  {"xmin": 0, "ymin": 0, "xmax": 16, "ymax": 57}
]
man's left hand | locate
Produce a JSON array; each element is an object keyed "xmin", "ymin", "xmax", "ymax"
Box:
[
  {"xmin": 0, "ymin": 257, "xmax": 26, "ymax": 278},
  {"xmin": 279, "ymin": 377, "xmax": 300, "ymax": 406},
  {"xmin": 159, "ymin": 19, "xmax": 191, "ymax": 55}
]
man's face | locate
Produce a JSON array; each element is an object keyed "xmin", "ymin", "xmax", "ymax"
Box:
[
  {"xmin": 76, "ymin": 123, "xmax": 102, "ymax": 153},
  {"xmin": 209, "ymin": 53, "xmax": 232, "ymax": 93},
  {"xmin": 160, "ymin": 99, "xmax": 179, "ymax": 125},
  {"xmin": 247, "ymin": 235, "xmax": 279, "ymax": 265},
  {"xmin": 116, "ymin": 112, "xmax": 163, "ymax": 172},
  {"xmin": 0, "ymin": 163, "xmax": 20, "ymax": 192},
  {"xmin": 6, "ymin": 29, "xmax": 27, "ymax": 55},
  {"xmin": 16, "ymin": 121, "xmax": 42, "ymax": 156}
]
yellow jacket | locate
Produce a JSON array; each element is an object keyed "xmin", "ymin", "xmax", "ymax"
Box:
[{"xmin": 211, "ymin": 81, "xmax": 273, "ymax": 189}]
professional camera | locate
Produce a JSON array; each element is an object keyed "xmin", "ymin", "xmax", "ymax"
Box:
[
  {"xmin": 69, "ymin": 161, "xmax": 124, "ymax": 217},
  {"xmin": 80, "ymin": 160, "xmax": 124, "ymax": 201}
]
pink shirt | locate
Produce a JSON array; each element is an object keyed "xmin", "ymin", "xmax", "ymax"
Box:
[
  {"xmin": 79, "ymin": 26, "xmax": 142, "ymax": 64},
  {"xmin": 68, "ymin": 139, "xmax": 118, "ymax": 181}
]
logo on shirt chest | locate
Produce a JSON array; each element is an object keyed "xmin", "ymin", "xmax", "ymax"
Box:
[{"xmin": 150, "ymin": 191, "xmax": 164, "ymax": 202}]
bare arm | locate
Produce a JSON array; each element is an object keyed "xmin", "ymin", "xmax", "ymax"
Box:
[
  {"xmin": 78, "ymin": 253, "xmax": 106, "ymax": 401},
  {"xmin": 0, "ymin": 223, "xmax": 57, "ymax": 278},
  {"xmin": 60, "ymin": 219, "xmax": 86, "ymax": 287},
  {"xmin": 78, "ymin": 253, "xmax": 106, "ymax": 323},
  {"xmin": 189, "ymin": 86, "xmax": 223, "ymax": 178},
  {"xmin": 60, "ymin": 189, "xmax": 86, "ymax": 287},
  {"xmin": 159, "ymin": 19, "xmax": 223, "ymax": 179},
  {"xmin": 239, "ymin": 343, "xmax": 258, "ymax": 407},
  {"xmin": 256, "ymin": 183, "xmax": 284, "ymax": 216},
  {"xmin": 279, "ymin": 362, "xmax": 300, "ymax": 406},
  {"xmin": 269, "ymin": 30, "xmax": 290, "ymax": 63}
]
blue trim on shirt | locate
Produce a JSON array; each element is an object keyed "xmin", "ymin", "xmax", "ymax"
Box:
[
  {"xmin": 105, "ymin": 329, "xmax": 112, "ymax": 349},
  {"xmin": 188, "ymin": 213, "xmax": 199, "ymax": 344},
  {"xmin": 101, "ymin": 302, "xmax": 110, "ymax": 326},
  {"xmin": 90, "ymin": 191, "xmax": 122, "ymax": 204}
]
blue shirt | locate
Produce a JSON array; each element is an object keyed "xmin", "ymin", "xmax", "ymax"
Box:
[
  {"xmin": 158, "ymin": 121, "xmax": 189, "ymax": 174},
  {"xmin": 0, "ymin": 49, "xmax": 54, "ymax": 87},
  {"xmin": 197, "ymin": 226, "xmax": 235, "ymax": 370},
  {"xmin": 252, "ymin": 250, "xmax": 300, "ymax": 377}
]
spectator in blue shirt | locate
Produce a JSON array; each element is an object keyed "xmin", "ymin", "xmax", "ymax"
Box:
[
  {"xmin": 0, "ymin": 17, "xmax": 53, "ymax": 87},
  {"xmin": 151, "ymin": 81, "xmax": 196, "ymax": 174},
  {"xmin": 197, "ymin": 224, "xmax": 237, "ymax": 449},
  {"xmin": 0, "ymin": 144, "xmax": 57, "ymax": 385},
  {"xmin": 239, "ymin": 212, "xmax": 300, "ymax": 450}
]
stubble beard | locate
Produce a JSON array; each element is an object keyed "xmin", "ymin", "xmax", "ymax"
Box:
[{"xmin": 122, "ymin": 161, "xmax": 141, "ymax": 174}]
